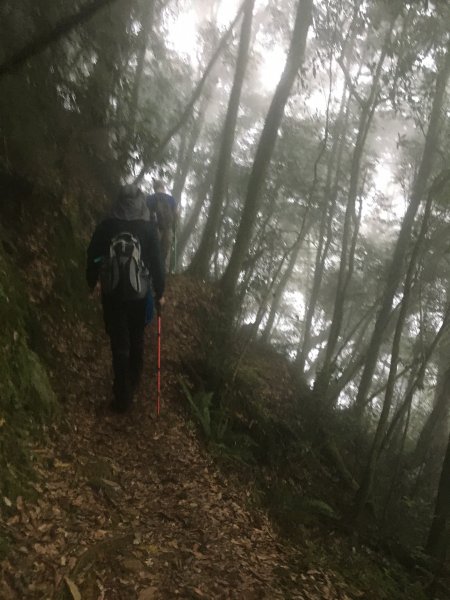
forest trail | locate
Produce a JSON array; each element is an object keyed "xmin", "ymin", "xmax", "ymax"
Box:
[{"xmin": 0, "ymin": 276, "xmax": 355, "ymax": 600}]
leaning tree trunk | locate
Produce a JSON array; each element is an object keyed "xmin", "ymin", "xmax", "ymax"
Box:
[
  {"xmin": 354, "ymin": 188, "xmax": 434, "ymax": 518},
  {"xmin": 127, "ymin": 0, "xmax": 156, "ymax": 140},
  {"xmin": 176, "ymin": 161, "xmax": 216, "ymax": 264},
  {"xmin": 261, "ymin": 244, "xmax": 302, "ymax": 343},
  {"xmin": 317, "ymin": 18, "xmax": 395, "ymax": 396},
  {"xmin": 188, "ymin": 0, "xmax": 256, "ymax": 278},
  {"xmin": 134, "ymin": 0, "xmax": 247, "ymax": 184},
  {"xmin": 220, "ymin": 0, "xmax": 313, "ymax": 309},
  {"xmin": 411, "ymin": 362, "xmax": 450, "ymax": 469},
  {"xmin": 252, "ymin": 222, "xmax": 309, "ymax": 340},
  {"xmin": 0, "ymin": 0, "xmax": 119, "ymax": 78},
  {"xmin": 296, "ymin": 85, "xmax": 350, "ymax": 373},
  {"xmin": 426, "ymin": 431, "xmax": 450, "ymax": 563},
  {"xmin": 79, "ymin": 0, "xmax": 134, "ymax": 194},
  {"xmin": 172, "ymin": 86, "xmax": 213, "ymax": 203},
  {"xmin": 354, "ymin": 44, "xmax": 450, "ymax": 414}
]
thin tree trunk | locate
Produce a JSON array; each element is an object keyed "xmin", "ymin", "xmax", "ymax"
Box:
[
  {"xmin": 134, "ymin": 0, "xmax": 247, "ymax": 184},
  {"xmin": 426, "ymin": 431, "xmax": 450, "ymax": 562},
  {"xmin": 354, "ymin": 43, "xmax": 450, "ymax": 413},
  {"xmin": 0, "ymin": 0, "xmax": 119, "ymax": 78},
  {"xmin": 252, "ymin": 223, "xmax": 309, "ymax": 339},
  {"xmin": 382, "ymin": 308, "xmax": 450, "ymax": 456},
  {"xmin": 319, "ymin": 21, "xmax": 394, "ymax": 392},
  {"xmin": 296, "ymin": 86, "xmax": 350, "ymax": 372},
  {"xmin": 176, "ymin": 163, "xmax": 215, "ymax": 263},
  {"xmin": 354, "ymin": 190, "xmax": 433, "ymax": 517},
  {"xmin": 412, "ymin": 367, "xmax": 450, "ymax": 468},
  {"xmin": 221, "ymin": 0, "xmax": 313, "ymax": 307},
  {"xmin": 128, "ymin": 0, "xmax": 156, "ymax": 137},
  {"xmin": 172, "ymin": 90, "xmax": 211, "ymax": 203},
  {"xmin": 189, "ymin": 0, "xmax": 256, "ymax": 278},
  {"xmin": 261, "ymin": 234, "xmax": 304, "ymax": 343}
]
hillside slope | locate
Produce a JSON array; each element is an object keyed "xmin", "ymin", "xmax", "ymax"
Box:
[{"xmin": 0, "ymin": 275, "xmax": 369, "ymax": 600}]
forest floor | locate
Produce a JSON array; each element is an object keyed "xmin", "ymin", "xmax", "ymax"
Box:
[{"xmin": 0, "ymin": 276, "xmax": 404, "ymax": 599}]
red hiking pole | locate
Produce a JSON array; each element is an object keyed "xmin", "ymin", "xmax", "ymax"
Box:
[{"xmin": 156, "ymin": 308, "xmax": 162, "ymax": 416}]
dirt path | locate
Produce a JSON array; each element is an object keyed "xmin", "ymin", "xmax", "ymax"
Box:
[{"xmin": 0, "ymin": 277, "xmax": 355, "ymax": 599}]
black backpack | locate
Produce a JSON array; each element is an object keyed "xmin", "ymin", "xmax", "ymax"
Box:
[{"xmin": 100, "ymin": 232, "xmax": 149, "ymax": 300}]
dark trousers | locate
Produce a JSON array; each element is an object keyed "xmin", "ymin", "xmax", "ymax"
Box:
[
  {"xmin": 158, "ymin": 226, "xmax": 173, "ymax": 272},
  {"xmin": 102, "ymin": 297, "xmax": 147, "ymax": 411}
]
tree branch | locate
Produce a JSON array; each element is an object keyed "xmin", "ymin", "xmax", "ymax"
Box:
[{"xmin": 0, "ymin": 0, "xmax": 119, "ymax": 79}]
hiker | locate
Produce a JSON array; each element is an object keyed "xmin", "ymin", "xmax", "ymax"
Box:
[
  {"xmin": 86, "ymin": 184, "xmax": 165, "ymax": 412},
  {"xmin": 146, "ymin": 179, "xmax": 178, "ymax": 272}
]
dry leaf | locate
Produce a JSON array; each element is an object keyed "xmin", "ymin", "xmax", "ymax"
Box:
[
  {"xmin": 138, "ymin": 586, "xmax": 158, "ymax": 599},
  {"xmin": 64, "ymin": 576, "xmax": 82, "ymax": 600},
  {"xmin": 122, "ymin": 558, "xmax": 143, "ymax": 572},
  {"xmin": 54, "ymin": 459, "xmax": 71, "ymax": 468}
]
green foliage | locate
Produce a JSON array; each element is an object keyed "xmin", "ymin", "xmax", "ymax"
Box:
[
  {"xmin": 0, "ymin": 270, "xmax": 58, "ymax": 498},
  {"xmin": 180, "ymin": 379, "xmax": 214, "ymax": 439},
  {"xmin": 180, "ymin": 377, "xmax": 262, "ymax": 466},
  {"xmin": 0, "ymin": 183, "xmax": 93, "ymax": 501},
  {"xmin": 334, "ymin": 546, "xmax": 429, "ymax": 600},
  {"xmin": 264, "ymin": 479, "xmax": 336, "ymax": 534}
]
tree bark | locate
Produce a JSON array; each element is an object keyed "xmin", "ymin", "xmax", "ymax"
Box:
[
  {"xmin": 411, "ymin": 358, "xmax": 450, "ymax": 470},
  {"xmin": 354, "ymin": 186, "xmax": 434, "ymax": 517},
  {"xmin": 426, "ymin": 431, "xmax": 450, "ymax": 562},
  {"xmin": 0, "ymin": 0, "xmax": 119, "ymax": 78},
  {"xmin": 172, "ymin": 88, "xmax": 212, "ymax": 203},
  {"xmin": 296, "ymin": 86, "xmax": 350, "ymax": 373},
  {"xmin": 188, "ymin": 0, "xmax": 256, "ymax": 278},
  {"xmin": 252, "ymin": 224, "xmax": 309, "ymax": 340},
  {"xmin": 354, "ymin": 42, "xmax": 450, "ymax": 414},
  {"xmin": 318, "ymin": 19, "xmax": 395, "ymax": 394},
  {"xmin": 127, "ymin": 0, "xmax": 156, "ymax": 140},
  {"xmin": 220, "ymin": 0, "xmax": 313, "ymax": 307},
  {"xmin": 176, "ymin": 162, "xmax": 216, "ymax": 264},
  {"xmin": 134, "ymin": 0, "xmax": 247, "ymax": 184},
  {"xmin": 261, "ymin": 232, "xmax": 305, "ymax": 343}
]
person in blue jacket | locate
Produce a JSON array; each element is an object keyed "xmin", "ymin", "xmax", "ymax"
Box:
[{"xmin": 146, "ymin": 179, "xmax": 178, "ymax": 272}]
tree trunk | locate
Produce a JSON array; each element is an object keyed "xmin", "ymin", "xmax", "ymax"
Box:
[
  {"xmin": 354, "ymin": 42, "xmax": 450, "ymax": 413},
  {"xmin": 134, "ymin": 0, "xmax": 247, "ymax": 184},
  {"xmin": 176, "ymin": 162, "xmax": 216, "ymax": 264},
  {"xmin": 318, "ymin": 20, "xmax": 395, "ymax": 393},
  {"xmin": 261, "ymin": 235, "xmax": 304, "ymax": 343},
  {"xmin": 426, "ymin": 431, "xmax": 450, "ymax": 562},
  {"xmin": 172, "ymin": 88, "xmax": 212, "ymax": 203},
  {"xmin": 354, "ymin": 189, "xmax": 433, "ymax": 517},
  {"xmin": 296, "ymin": 86, "xmax": 350, "ymax": 373},
  {"xmin": 252, "ymin": 224, "xmax": 309, "ymax": 339},
  {"xmin": 220, "ymin": 0, "xmax": 313, "ymax": 307},
  {"xmin": 127, "ymin": 0, "xmax": 156, "ymax": 138},
  {"xmin": 0, "ymin": 0, "xmax": 119, "ymax": 78},
  {"xmin": 188, "ymin": 0, "xmax": 256, "ymax": 278},
  {"xmin": 411, "ymin": 359, "xmax": 450, "ymax": 470}
]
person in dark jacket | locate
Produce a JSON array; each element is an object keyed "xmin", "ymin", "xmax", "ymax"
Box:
[
  {"xmin": 146, "ymin": 179, "xmax": 178, "ymax": 272},
  {"xmin": 86, "ymin": 184, "xmax": 165, "ymax": 412}
]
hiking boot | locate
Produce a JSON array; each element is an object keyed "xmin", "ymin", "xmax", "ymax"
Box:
[{"xmin": 109, "ymin": 400, "xmax": 129, "ymax": 414}]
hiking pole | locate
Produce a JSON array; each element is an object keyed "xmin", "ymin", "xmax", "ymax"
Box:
[{"xmin": 156, "ymin": 306, "xmax": 162, "ymax": 416}]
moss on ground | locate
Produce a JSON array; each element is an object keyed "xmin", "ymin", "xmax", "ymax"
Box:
[{"xmin": 0, "ymin": 247, "xmax": 58, "ymax": 500}]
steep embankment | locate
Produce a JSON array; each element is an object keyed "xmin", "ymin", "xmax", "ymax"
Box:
[
  {"xmin": 0, "ymin": 275, "xmax": 363, "ymax": 600},
  {"xmin": 0, "ymin": 172, "xmax": 94, "ymax": 502}
]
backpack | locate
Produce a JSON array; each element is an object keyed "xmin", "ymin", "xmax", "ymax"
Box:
[
  {"xmin": 149, "ymin": 193, "xmax": 174, "ymax": 234},
  {"xmin": 100, "ymin": 232, "xmax": 149, "ymax": 300}
]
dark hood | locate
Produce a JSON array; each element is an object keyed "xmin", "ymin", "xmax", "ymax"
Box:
[{"xmin": 110, "ymin": 184, "xmax": 149, "ymax": 221}]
